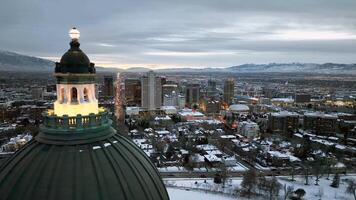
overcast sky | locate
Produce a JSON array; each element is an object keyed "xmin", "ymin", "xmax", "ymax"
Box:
[{"xmin": 1, "ymin": 0, "xmax": 356, "ymax": 69}]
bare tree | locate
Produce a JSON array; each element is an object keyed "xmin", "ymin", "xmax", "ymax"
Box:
[
  {"xmin": 346, "ymin": 179, "xmax": 356, "ymax": 200},
  {"xmin": 241, "ymin": 168, "xmax": 257, "ymax": 198},
  {"xmin": 267, "ymin": 177, "xmax": 282, "ymax": 200},
  {"xmin": 312, "ymin": 160, "xmax": 325, "ymax": 186},
  {"xmin": 283, "ymin": 184, "xmax": 294, "ymax": 200},
  {"xmin": 326, "ymin": 157, "xmax": 337, "ymax": 180},
  {"xmin": 289, "ymin": 163, "xmax": 296, "ymax": 181},
  {"xmin": 304, "ymin": 166, "xmax": 310, "ymax": 185},
  {"xmin": 217, "ymin": 163, "xmax": 230, "ymax": 188},
  {"xmin": 257, "ymin": 176, "xmax": 282, "ymax": 200},
  {"xmin": 317, "ymin": 188, "xmax": 324, "ymax": 200}
]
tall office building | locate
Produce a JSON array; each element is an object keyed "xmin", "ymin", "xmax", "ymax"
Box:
[
  {"xmin": 223, "ymin": 78, "xmax": 235, "ymax": 104},
  {"xmin": 185, "ymin": 83, "xmax": 200, "ymax": 106},
  {"xmin": 115, "ymin": 73, "xmax": 125, "ymax": 122},
  {"xmin": 141, "ymin": 70, "xmax": 162, "ymax": 110},
  {"xmin": 31, "ymin": 87, "xmax": 44, "ymax": 100},
  {"xmin": 125, "ymin": 78, "xmax": 141, "ymax": 106},
  {"xmin": 103, "ymin": 76, "xmax": 114, "ymax": 97},
  {"xmin": 207, "ymin": 79, "xmax": 217, "ymax": 97},
  {"xmin": 162, "ymin": 83, "xmax": 178, "ymax": 102}
]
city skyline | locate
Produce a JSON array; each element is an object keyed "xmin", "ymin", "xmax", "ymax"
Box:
[
  {"xmin": 1, "ymin": 0, "xmax": 356, "ymax": 69},
  {"xmin": 1, "ymin": 2, "xmax": 356, "ymax": 200}
]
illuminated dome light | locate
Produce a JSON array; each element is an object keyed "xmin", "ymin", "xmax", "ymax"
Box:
[{"xmin": 69, "ymin": 27, "xmax": 80, "ymax": 40}]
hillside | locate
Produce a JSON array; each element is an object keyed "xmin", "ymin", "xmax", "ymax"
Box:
[
  {"xmin": 0, "ymin": 50, "xmax": 120, "ymax": 73},
  {"xmin": 0, "ymin": 50, "xmax": 54, "ymax": 72}
]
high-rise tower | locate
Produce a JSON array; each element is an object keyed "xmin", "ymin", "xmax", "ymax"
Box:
[
  {"xmin": 223, "ymin": 78, "xmax": 235, "ymax": 105},
  {"xmin": 0, "ymin": 28, "xmax": 169, "ymax": 200},
  {"xmin": 103, "ymin": 76, "xmax": 114, "ymax": 97},
  {"xmin": 141, "ymin": 70, "xmax": 162, "ymax": 110}
]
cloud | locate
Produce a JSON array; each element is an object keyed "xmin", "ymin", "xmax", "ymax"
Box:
[
  {"xmin": 1, "ymin": 0, "xmax": 356, "ymax": 68},
  {"xmin": 94, "ymin": 43, "xmax": 117, "ymax": 47}
]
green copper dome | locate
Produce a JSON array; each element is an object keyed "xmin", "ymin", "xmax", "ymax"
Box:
[
  {"xmin": 55, "ymin": 40, "xmax": 95, "ymax": 74},
  {"xmin": 0, "ymin": 28, "xmax": 169, "ymax": 200},
  {"xmin": 0, "ymin": 112, "xmax": 169, "ymax": 200}
]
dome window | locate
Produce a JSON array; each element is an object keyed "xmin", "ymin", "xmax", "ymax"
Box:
[
  {"xmin": 83, "ymin": 88, "xmax": 89, "ymax": 102},
  {"xmin": 71, "ymin": 87, "xmax": 78, "ymax": 103}
]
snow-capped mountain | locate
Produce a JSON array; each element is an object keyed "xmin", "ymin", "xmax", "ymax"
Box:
[
  {"xmin": 1, "ymin": 50, "xmax": 355, "ymax": 74},
  {"xmin": 225, "ymin": 63, "xmax": 356, "ymax": 74},
  {"xmin": 0, "ymin": 50, "xmax": 120, "ymax": 72}
]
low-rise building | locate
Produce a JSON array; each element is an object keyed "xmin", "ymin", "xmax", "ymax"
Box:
[
  {"xmin": 238, "ymin": 121, "xmax": 260, "ymax": 139},
  {"xmin": 228, "ymin": 104, "xmax": 250, "ymax": 115},
  {"xmin": 200, "ymin": 99, "xmax": 221, "ymax": 114},
  {"xmin": 178, "ymin": 108, "xmax": 205, "ymax": 121},
  {"xmin": 303, "ymin": 112, "xmax": 338, "ymax": 136},
  {"xmin": 268, "ymin": 111, "xmax": 299, "ymax": 134},
  {"xmin": 295, "ymin": 93, "xmax": 311, "ymax": 103}
]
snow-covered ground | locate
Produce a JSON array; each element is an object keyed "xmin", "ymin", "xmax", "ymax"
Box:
[
  {"xmin": 165, "ymin": 174, "xmax": 355, "ymax": 200},
  {"xmin": 278, "ymin": 176, "xmax": 354, "ymax": 200},
  {"xmin": 168, "ymin": 188, "xmax": 235, "ymax": 200}
]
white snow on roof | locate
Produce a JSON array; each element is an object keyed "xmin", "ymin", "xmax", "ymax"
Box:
[
  {"xmin": 192, "ymin": 154, "xmax": 206, "ymax": 162},
  {"xmin": 229, "ymin": 104, "xmax": 249, "ymax": 112},
  {"xmin": 178, "ymin": 109, "xmax": 205, "ymax": 117},
  {"xmin": 161, "ymin": 106, "xmax": 177, "ymax": 110},
  {"xmin": 271, "ymin": 98, "xmax": 294, "ymax": 103},
  {"xmin": 304, "ymin": 112, "xmax": 338, "ymax": 119},
  {"xmin": 268, "ymin": 150, "xmax": 300, "ymax": 162},
  {"xmin": 104, "ymin": 143, "xmax": 111, "ymax": 147},
  {"xmin": 156, "ymin": 130, "xmax": 170, "ymax": 135},
  {"xmin": 196, "ymin": 144, "xmax": 218, "ymax": 151},
  {"xmin": 310, "ymin": 138, "xmax": 335, "ymax": 146},
  {"xmin": 92, "ymin": 146, "xmax": 101, "ymax": 150},
  {"xmin": 204, "ymin": 154, "xmax": 221, "ymax": 162},
  {"xmin": 271, "ymin": 111, "xmax": 299, "ymax": 117},
  {"xmin": 155, "ymin": 115, "xmax": 171, "ymax": 121},
  {"xmin": 334, "ymin": 162, "xmax": 346, "ymax": 168},
  {"xmin": 220, "ymin": 135, "xmax": 236, "ymax": 139},
  {"xmin": 335, "ymin": 144, "xmax": 346, "ymax": 150}
]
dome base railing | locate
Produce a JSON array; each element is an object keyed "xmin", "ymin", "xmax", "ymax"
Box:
[{"xmin": 43, "ymin": 109, "xmax": 110, "ymax": 131}]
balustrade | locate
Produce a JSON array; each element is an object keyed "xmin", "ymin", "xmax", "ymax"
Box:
[{"xmin": 43, "ymin": 110, "xmax": 110, "ymax": 131}]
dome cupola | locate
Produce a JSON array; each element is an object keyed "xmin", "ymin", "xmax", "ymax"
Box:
[{"xmin": 55, "ymin": 28, "xmax": 95, "ymax": 74}]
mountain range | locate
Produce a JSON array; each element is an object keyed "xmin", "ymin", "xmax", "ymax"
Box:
[{"xmin": 1, "ymin": 50, "xmax": 355, "ymax": 74}]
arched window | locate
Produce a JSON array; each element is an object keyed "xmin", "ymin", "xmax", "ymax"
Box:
[
  {"xmin": 83, "ymin": 88, "xmax": 89, "ymax": 102},
  {"xmin": 71, "ymin": 87, "xmax": 78, "ymax": 103},
  {"xmin": 59, "ymin": 88, "xmax": 65, "ymax": 103}
]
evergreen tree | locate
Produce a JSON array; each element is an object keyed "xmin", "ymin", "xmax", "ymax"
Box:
[
  {"xmin": 213, "ymin": 173, "xmax": 222, "ymax": 184},
  {"xmin": 346, "ymin": 179, "xmax": 356, "ymax": 200},
  {"xmin": 294, "ymin": 188, "xmax": 306, "ymax": 200}
]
